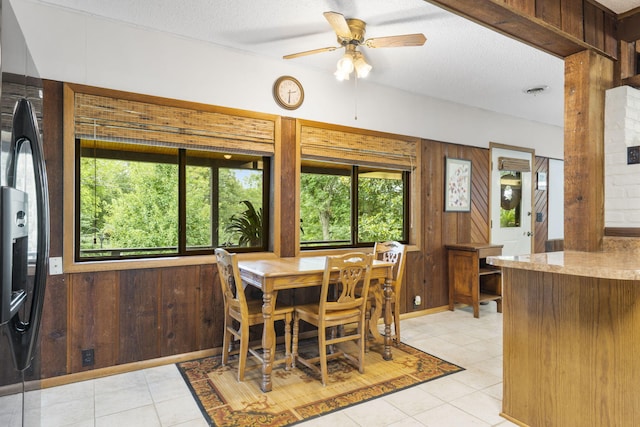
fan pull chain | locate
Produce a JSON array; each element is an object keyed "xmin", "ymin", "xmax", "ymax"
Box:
[{"xmin": 354, "ymin": 75, "xmax": 358, "ymax": 120}]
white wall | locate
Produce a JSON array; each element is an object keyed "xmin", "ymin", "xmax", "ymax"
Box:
[
  {"xmin": 11, "ymin": 0, "xmax": 564, "ymax": 160},
  {"xmin": 604, "ymin": 85, "xmax": 640, "ymax": 228}
]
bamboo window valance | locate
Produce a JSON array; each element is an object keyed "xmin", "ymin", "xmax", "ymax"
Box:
[
  {"xmin": 300, "ymin": 125, "xmax": 417, "ymax": 171},
  {"xmin": 74, "ymin": 92, "xmax": 276, "ymax": 155},
  {"xmin": 497, "ymin": 156, "xmax": 531, "ymax": 172}
]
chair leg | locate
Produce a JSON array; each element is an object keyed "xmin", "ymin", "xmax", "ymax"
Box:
[
  {"xmin": 292, "ymin": 314, "xmax": 299, "ymax": 369},
  {"xmin": 393, "ymin": 304, "xmax": 401, "ymax": 345},
  {"xmin": 319, "ymin": 326, "xmax": 328, "ymax": 386},
  {"xmin": 364, "ymin": 300, "xmax": 372, "ymax": 352},
  {"xmin": 237, "ymin": 323, "xmax": 250, "ymax": 382},
  {"xmin": 358, "ymin": 318, "xmax": 365, "ymax": 374},
  {"xmin": 284, "ymin": 313, "xmax": 292, "ymax": 370},
  {"xmin": 221, "ymin": 318, "xmax": 231, "ymax": 366}
]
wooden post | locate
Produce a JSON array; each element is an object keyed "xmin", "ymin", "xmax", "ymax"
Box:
[
  {"xmin": 564, "ymin": 50, "xmax": 613, "ymax": 252},
  {"xmin": 276, "ymin": 116, "xmax": 297, "ymax": 257}
]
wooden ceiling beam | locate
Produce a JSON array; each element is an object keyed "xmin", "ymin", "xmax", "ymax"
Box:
[{"xmin": 423, "ymin": 0, "xmax": 617, "ymax": 60}]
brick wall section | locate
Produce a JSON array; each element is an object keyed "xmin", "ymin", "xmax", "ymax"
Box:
[{"xmin": 604, "ymin": 85, "xmax": 640, "ymax": 227}]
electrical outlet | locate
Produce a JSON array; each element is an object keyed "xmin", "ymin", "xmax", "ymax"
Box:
[
  {"xmin": 414, "ymin": 295, "xmax": 422, "ymax": 306},
  {"xmin": 82, "ymin": 349, "xmax": 94, "ymax": 367}
]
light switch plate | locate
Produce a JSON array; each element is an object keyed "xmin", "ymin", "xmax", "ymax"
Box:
[{"xmin": 49, "ymin": 257, "xmax": 63, "ymax": 275}]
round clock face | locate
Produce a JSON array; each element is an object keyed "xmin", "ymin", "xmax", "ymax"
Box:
[{"xmin": 274, "ymin": 76, "xmax": 304, "ymax": 110}]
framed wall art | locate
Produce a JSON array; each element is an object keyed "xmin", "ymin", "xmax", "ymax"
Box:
[{"xmin": 445, "ymin": 157, "xmax": 472, "ymax": 212}]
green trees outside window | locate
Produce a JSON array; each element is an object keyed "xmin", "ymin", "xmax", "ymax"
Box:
[
  {"xmin": 77, "ymin": 139, "xmax": 267, "ymax": 260},
  {"xmin": 300, "ymin": 163, "xmax": 408, "ymax": 248},
  {"xmin": 357, "ymin": 169, "xmax": 406, "ymax": 243},
  {"xmin": 77, "ymin": 140, "xmax": 408, "ymax": 259}
]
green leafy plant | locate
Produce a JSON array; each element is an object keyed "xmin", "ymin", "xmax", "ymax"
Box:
[{"xmin": 225, "ymin": 200, "xmax": 263, "ymax": 247}]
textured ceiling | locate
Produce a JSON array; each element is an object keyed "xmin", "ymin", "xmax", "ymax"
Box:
[{"xmin": 36, "ymin": 0, "xmax": 640, "ymax": 128}]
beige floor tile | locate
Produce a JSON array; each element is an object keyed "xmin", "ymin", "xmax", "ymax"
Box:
[
  {"xmin": 95, "ymin": 404, "xmax": 160, "ymax": 427},
  {"xmin": 297, "ymin": 410, "xmax": 360, "ymax": 426},
  {"xmin": 383, "ymin": 386, "xmax": 444, "ymax": 416},
  {"xmin": 94, "ymin": 384, "xmax": 153, "ymax": 418},
  {"xmin": 413, "ymin": 403, "xmax": 490, "ymax": 426},
  {"xmin": 154, "ymin": 394, "xmax": 203, "ymax": 426},
  {"xmin": 450, "ymin": 390, "xmax": 503, "ymax": 425},
  {"xmin": 343, "ymin": 398, "xmax": 408, "ymax": 427}
]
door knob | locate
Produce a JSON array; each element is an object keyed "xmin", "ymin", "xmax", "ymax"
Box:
[{"xmin": 526, "ymin": 231, "xmax": 534, "ymax": 237}]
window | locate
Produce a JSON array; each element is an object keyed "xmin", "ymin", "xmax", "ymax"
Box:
[
  {"xmin": 499, "ymin": 171, "xmax": 522, "ymax": 228},
  {"xmin": 300, "ymin": 161, "xmax": 408, "ymax": 249},
  {"xmin": 76, "ymin": 139, "xmax": 269, "ymax": 260}
]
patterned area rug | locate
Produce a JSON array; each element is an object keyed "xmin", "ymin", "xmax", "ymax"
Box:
[{"xmin": 177, "ymin": 340, "xmax": 463, "ymax": 427}]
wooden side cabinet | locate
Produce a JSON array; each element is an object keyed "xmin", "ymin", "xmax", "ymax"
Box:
[{"xmin": 446, "ymin": 243, "xmax": 503, "ymax": 318}]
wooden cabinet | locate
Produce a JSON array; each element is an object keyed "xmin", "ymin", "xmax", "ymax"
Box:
[{"xmin": 446, "ymin": 243, "xmax": 503, "ymax": 318}]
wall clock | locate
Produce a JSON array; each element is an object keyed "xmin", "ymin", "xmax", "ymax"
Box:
[{"xmin": 273, "ymin": 76, "xmax": 304, "ymax": 110}]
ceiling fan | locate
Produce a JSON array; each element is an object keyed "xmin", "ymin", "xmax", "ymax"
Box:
[{"xmin": 283, "ymin": 11, "xmax": 427, "ymax": 80}]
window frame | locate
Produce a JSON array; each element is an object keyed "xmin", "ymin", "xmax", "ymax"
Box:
[
  {"xmin": 74, "ymin": 138, "xmax": 271, "ymax": 262},
  {"xmin": 299, "ymin": 162, "xmax": 410, "ymax": 250}
]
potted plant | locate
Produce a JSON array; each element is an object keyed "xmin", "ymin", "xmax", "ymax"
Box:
[{"xmin": 225, "ymin": 200, "xmax": 263, "ymax": 247}]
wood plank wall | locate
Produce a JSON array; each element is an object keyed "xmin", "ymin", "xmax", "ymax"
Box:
[
  {"xmin": 36, "ymin": 82, "xmax": 550, "ymax": 380},
  {"xmin": 40, "ymin": 80, "xmax": 67, "ymax": 379},
  {"xmin": 534, "ymin": 156, "xmax": 550, "ymax": 253},
  {"xmin": 415, "ymin": 140, "xmax": 491, "ymax": 315},
  {"xmin": 64, "ymin": 265, "xmax": 221, "ymax": 373}
]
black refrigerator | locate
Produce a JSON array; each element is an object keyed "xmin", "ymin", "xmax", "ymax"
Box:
[{"xmin": 0, "ymin": 0, "xmax": 49, "ymax": 426}]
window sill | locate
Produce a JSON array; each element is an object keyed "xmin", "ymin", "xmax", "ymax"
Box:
[
  {"xmin": 62, "ymin": 251, "xmax": 279, "ymax": 274},
  {"xmin": 61, "ymin": 245, "xmax": 418, "ymax": 274}
]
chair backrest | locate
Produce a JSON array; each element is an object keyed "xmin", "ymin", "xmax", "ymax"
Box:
[
  {"xmin": 215, "ymin": 248, "xmax": 247, "ymax": 314},
  {"xmin": 373, "ymin": 241, "xmax": 407, "ymax": 290},
  {"xmin": 320, "ymin": 252, "xmax": 373, "ymax": 315}
]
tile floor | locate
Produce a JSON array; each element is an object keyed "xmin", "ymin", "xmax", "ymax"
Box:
[{"xmin": 0, "ymin": 303, "xmax": 518, "ymax": 427}]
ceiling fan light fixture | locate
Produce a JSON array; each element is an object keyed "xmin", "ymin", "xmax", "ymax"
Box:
[
  {"xmin": 336, "ymin": 52, "xmax": 355, "ymax": 74},
  {"xmin": 334, "ymin": 68, "xmax": 350, "ymax": 81},
  {"xmin": 354, "ymin": 53, "xmax": 372, "ymax": 78}
]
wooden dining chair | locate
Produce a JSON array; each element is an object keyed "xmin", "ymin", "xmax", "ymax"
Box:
[
  {"xmin": 370, "ymin": 241, "xmax": 407, "ymax": 345},
  {"xmin": 215, "ymin": 248, "xmax": 294, "ymax": 382},
  {"xmin": 292, "ymin": 252, "xmax": 373, "ymax": 386}
]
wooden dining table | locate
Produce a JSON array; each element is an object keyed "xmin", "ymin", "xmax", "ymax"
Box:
[{"xmin": 238, "ymin": 255, "xmax": 395, "ymax": 392}]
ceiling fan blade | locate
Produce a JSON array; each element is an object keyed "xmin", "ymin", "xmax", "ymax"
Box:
[
  {"xmin": 323, "ymin": 11, "xmax": 352, "ymax": 40},
  {"xmin": 365, "ymin": 33, "xmax": 427, "ymax": 48},
  {"xmin": 283, "ymin": 46, "xmax": 338, "ymax": 60}
]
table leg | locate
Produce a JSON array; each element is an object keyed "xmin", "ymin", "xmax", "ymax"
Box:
[
  {"xmin": 261, "ymin": 290, "xmax": 275, "ymax": 392},
  {"xmin": 383, "ymin": 277, "xmax": 393, "ymax": 361},
  {"xmin": 368, "ymin": 281, "xmax": 384, "ymax": 344}
]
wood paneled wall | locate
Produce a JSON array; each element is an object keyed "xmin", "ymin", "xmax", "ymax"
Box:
[
  {"xmin": 534, "ymin": 156, "xmax": 550, "ymax": 253},
  {"xmin": 415, "ymin": 140, "xmax": 491, "ymax": 313},
  {"xmin": 64, "ymin": 265, "xmax": 221, "ymax": 373},
  {"xmin": 40, "ymin": 80, "xmax": 68, "ymax": 379},
  {"xmin": 36, "ymin": 82, "xmax": 549, "ymax": 380}
]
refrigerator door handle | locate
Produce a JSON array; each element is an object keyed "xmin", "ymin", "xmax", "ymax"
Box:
[{"xmin": 5, "ymin": 98, "xmax": 50, "ymax": 371}]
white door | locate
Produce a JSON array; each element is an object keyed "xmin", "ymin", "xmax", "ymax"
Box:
[{"xmin": 490, "ymin": 146, "xmax": 534, "ymax": 256}]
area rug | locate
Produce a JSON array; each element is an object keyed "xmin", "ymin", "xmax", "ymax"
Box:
[{"xmin": 177, "ymin": 340, "xmax": 464, "ymax": 427}]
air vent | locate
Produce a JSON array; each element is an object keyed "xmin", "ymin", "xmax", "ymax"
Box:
[{"xmin": 523, "ymin": 85, "xmax": 549, "ymax": 96}]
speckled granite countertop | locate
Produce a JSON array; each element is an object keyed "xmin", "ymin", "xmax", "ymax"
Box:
[{"xmin": 487, "ymin": 250, "xmax": 640, "ymax": 281}]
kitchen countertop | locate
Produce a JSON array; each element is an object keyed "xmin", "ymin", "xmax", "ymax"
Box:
[{"xmin": 487, "ymin": 250, "xmax": 640, "ymax": 281}]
